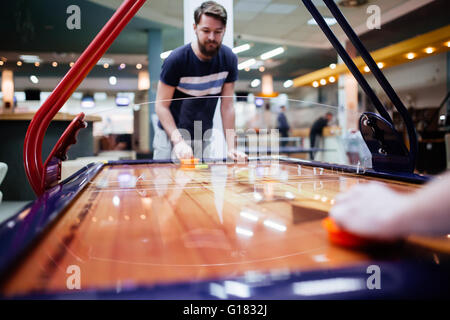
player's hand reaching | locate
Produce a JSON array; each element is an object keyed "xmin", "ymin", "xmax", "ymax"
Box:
[
  {"xmin": 329, "ymin": 182, "xmax": 411, "ymax": 240},
  {"xmin": 227, "ymin": 148, "xmax": 248, "ymax": 163},
  {"xmin": 173, "ymin": 140, "xmax": 193, "ymax": 160}
]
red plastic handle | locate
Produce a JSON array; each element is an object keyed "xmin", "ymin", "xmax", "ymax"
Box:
[
  {"xmin": 41, "ymin": 113, "xmax": 88, "ymax": 191},
  {"xmin": 23, "ymin": 0, "xmax": 146, "ymax": 196}
]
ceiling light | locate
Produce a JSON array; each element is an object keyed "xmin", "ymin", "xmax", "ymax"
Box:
[
  {"xmin": 81, "ymin": 95, "xmax": 95, "ymax": 109},
  {"xmin": 283, "ymin": 80, "xmax": 293, "ymax": 88},
  {"xmin": 312, "ymin": 81, "xmax": 319, "ymax": 88},
  {"xmin": 30, "ymin": 75, "xmax": 39, "ymax": 84},
  {"xmin": 260, "ymin": 47, "xmax": 284, "ymax": 60},
  {"xmin": 245, "ymin": 67, "xmax": 250, "ymax": 72},
  {"xmin": 377, "ymin": 62, "xmax": 384, "ymax": 69},
  {"xmin": 19, "ymin": 55, "xmax": 41, "ymax": 63},
  {"xmin": 97, "ymin": 58, "xmax": 114, "ymax": 66},
  {"xmin": 232, "ymin": 43, "xmax": 251, "ymax": 54},
  {"xmin": 425, "ymin": 47, "xmax": 435, "ymax": 54},
  {"xmin": 52, "ymin": 61, "xmax": 58, "ymax": 67},
  {"xmin": 69, "ymin": 62, "xmax": 75, "ymax": 67},
  {"xmin": 308, "ymin": 17, "xmax": 337, "ymax": 26},
  {"xmin": 94, "ymin": 92, "xmax": 108, "ymax": 101},
  {"xmin": 320, "ymin": 79, "xmax": 326, "ymax": 85},
  {"xmin": 329, "ymin": 76, "xmax": 336, "ymax": 83},
  {"xmin": 259, "ymin": 66, "xmax": 265, "ymax": 72},
  {"xmin": 238, "ymin": 58, "xmax": 256, "ymax": 70},
  {"xmin": 329, "ymin": 63, "xmax": 336, "ymax": 69},
  {"xmin": 0, "ymin": 61, "xmax": 4, "ymax": 66},
  {"xmin": 250, "ymin": 79, "xmax": 261, "ymax": 88},
  {"xmin": 406, "ymin": 52, "xmax": 416, "ymax": 60},
  {"xmin": 103, "ymin": 63, "xmax": 109, "ymax": 69},
  {"xmin": 364, "ymin": 66, "xmax": 370, "ymax": 72},
  {"xmin": 17, "ymin": 61, "xmax": 23, "ymax": 66},
  {"xmin": 34, "ymin": 62, "xmax": 40, "ymax": 67},
  {"xmin": 160, "ymin": 50, "xmax": 172, "ymax": 59},
  {"xmin": 119, "ymin": 63, "xmax": 126, "ymax": 70},
  {"xmin": 445, "ymin": 41, "xmax": 450, "ymax": 48},
  {"xmin": 109, "ymin": 76, "xmax": 117, "ymax": 86},
  {"xmin": 136, "ymin": 63, "xmax": 143, "ymax": 70}
]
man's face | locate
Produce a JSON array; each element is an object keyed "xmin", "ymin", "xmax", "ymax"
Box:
[{"xmin": 194, "ymin": 14, "xmax": 225, "ymax": 57}]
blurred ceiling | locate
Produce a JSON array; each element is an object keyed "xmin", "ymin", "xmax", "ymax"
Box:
[{"xmin": 0, "ymin": 0, "xmax": 448, "ymax": 89}]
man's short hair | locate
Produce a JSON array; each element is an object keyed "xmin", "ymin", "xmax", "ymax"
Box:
[{"xmin": 194, "ymin": 1, "xmax": 227, "ymax": 26}]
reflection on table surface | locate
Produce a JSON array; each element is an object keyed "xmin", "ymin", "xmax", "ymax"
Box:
[{"xmin": 3, "ymin": 160, "xmax": 447, "ymax": 297}]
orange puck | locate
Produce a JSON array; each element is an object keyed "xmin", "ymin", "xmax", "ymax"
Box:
[
  {"xmin": 180, "ymin": 158, "xmax": 199, "ymax": 165},
  {"xmin": 322, "ymin": 217, "xmax": 371, "ymax": 248}
]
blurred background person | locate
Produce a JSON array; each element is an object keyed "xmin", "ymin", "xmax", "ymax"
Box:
[
  {"xmin": 276, "ymin": 105, "xmax": 290, "ymax": 147},
  {"xmin": 309, "ymin": 112, "xmax": 333, "ymax": 160}
]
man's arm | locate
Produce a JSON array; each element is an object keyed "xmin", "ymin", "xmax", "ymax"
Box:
[
  {"xmin": 155, "ymin": 81, "xmax": 193, "ymax": 159},
  {"xmin": 221, "ymin": 82, "xmax": 247, "ymax": 161}
]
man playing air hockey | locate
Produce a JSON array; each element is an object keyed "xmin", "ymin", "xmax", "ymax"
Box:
[{"xmin": 153, "ymin": 1, "xmax": 247, "ymax": 162}]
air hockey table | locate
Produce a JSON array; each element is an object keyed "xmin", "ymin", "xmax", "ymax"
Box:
[
  {"xmin": 2, "ymin": 0, "xmax": 450, "ymax": 299},
  {"xmin": 1, "ymin": 157, "xmax": 449, "ymax": 299}
]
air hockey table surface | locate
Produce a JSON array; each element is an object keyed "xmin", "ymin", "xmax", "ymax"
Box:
[{"xmin": 1, "ymin": 157, "xmax": 449, "ymax": 299}]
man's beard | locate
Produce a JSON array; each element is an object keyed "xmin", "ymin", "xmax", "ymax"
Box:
[{"xmin": 198, "ymin": 39, "xmax": 221, "ymax": 58}]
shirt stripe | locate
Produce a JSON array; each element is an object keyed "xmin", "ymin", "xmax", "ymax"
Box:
[
  {"xmin": 177, "ymin": 85, "xmax": 223, "ymax": 97},
  {"xmin": 179, "ymin": 71, "xmax": 229, "ymax": 85},
  {"xmin": 178, "ymin": 78, "xmax": 226, "ymax": 91}
]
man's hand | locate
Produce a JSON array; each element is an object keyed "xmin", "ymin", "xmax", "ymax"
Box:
[
  {"xmin": 329, "ymin": 182, "xmax": 410, "ymax": 240},
  {"xmin": 227, "ymin": 148, "xmax": 248, "ymax": 162},
  {"xmin": 173, "ymin": 140, "xmax": 193, "ymax": 160}
]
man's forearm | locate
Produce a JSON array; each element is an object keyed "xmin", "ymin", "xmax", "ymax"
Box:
[
  {"xmin": 221, "ymin": 100, "xmax": 236, "ymax": 150},
  {"xmin": 155, "ymin": 104, "xmax": 183, "ymax": 144}
]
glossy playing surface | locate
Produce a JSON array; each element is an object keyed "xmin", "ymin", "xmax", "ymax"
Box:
[{"xmin": 1, "ymin": 160, "xmax": 447, "ymax": 297}]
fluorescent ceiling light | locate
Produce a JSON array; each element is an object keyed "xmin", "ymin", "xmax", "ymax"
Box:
[
  {"xmin": 283, "ymin": 80, "xmax": 293, "ymax": 88},
  {"xmin": 29, "ymin": 75, "xmax": 39, "ymax": 84},
  {"xmin": 238, "ymin": 58, "xmax": 256, "ymax": 70},
  {"xmin": 94, "ymin": 92, "xmax": 107, "ymax": 101},
  {"xmin": 260, "ymin": 47, "xmax": 284, "ymax": 60},
  {"xmin": 307, "ymin": 17, "xmax": 337, "ymax": 26},
  {"xmin": 232, "ymin": 43, "xmax": 251, "ymax": 54},
  {"xmin": 109, "ymin": 76, "xmax": 117, "ymax": 86},
  {"xmin": 250, "ymin": 79, "xmax": 261, "ymax": 88},
  {"xmin": 160, "ymin": 50, "xmax": 172, "ymax": 59},
  {"xmin": 81, "ymin": 96, "xmax": 95, "ymax": 109},
  {"xmin": 97, "ymin": 58, "xmax": 114, "ymax": 65},
  {"xmin": 20, "ymin": 55, "xmax": 41, "ymax": 63}
]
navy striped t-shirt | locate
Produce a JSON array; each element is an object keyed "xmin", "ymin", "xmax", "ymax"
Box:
[{"xmin": 159, "ymin": 43, "xmax": 238, "ymax": 139}]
